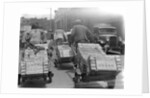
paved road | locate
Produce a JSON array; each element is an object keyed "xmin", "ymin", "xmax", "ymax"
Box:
[{"xmin": 46, "ymin": 60, "xmax": 123, "ymax": 88}]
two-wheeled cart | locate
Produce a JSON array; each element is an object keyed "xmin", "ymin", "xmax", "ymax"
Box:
[
  {"xmin": 73, "ymin": 43, "xmax": 122, "ymax": 88},
  {"xmin": 54, "ymin": 42, "xmax": 76, "ymax": 68},
  {"xmin": 18, "ymin": 49, "xmax": 53, "ymax": 85}
]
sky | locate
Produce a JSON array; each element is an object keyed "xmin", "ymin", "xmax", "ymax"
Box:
[
  {"xmin": 20, "ymin": 5, "xmax": 125, "ymax": 20},
  {"xmin": 22, "ymin": 7, "xmax": 58, "ymax": 19}
]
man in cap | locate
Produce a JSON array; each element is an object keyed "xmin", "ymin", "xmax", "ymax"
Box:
[
  {"xmin": 70, "ymin": 19, "xmax": 94, "ymax": 47},
  {"xmin": 70, "ymin": 19, "xmax": 95, "ymax": 76},
  {"xmin": 54, "ymin": 29, "xmax": 66, "ymax": 45}
]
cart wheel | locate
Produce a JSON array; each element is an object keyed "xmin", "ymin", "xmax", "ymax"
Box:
[
  {"xmin": 81, "ymin": 73, "xmax": 86, "ymax": 82},
  {"xmin": 54, "ymin": 59, "xmax": 58, "ymax": 67},
  {"xmin": 18, "ymin": 74, "xmax": 21, "ymax": 85},
  {"xmin": 44, "ymin": 76, "xmax": 47, "ymax": 82},
  {"xmin": 48, "ymin": 76, "xmax": 52, "ymax": 83},
  {"xmin": 47, "ymin": 72, "xmax": 53, "ymax": 83},
  {"xmin": 73, "ymin": 73, "xmax": 80, "ymax": 83},
  {"xmin": 22, "ymin": 78, "xmax": 26, "ymax": 83},
  {"xmin": 56, "ymin": 60, "xmax": 61, "ymax": 68},
  {"xmin": 107, "ymin": 80, "xmax": 115, "ymax": 89}
]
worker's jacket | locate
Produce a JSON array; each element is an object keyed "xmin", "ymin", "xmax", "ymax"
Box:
[
  {"xmin": 25, "ymin": 34, "xmax": 32, "ymax": 42},
  {"xmin": 70, "ymin": 25, "xmax": 94, "ymax": 45}
]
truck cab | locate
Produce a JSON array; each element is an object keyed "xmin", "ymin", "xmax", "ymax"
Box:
[{"xmin": 93, "ymin": 24, "xmax": 124, "ymax": 55}]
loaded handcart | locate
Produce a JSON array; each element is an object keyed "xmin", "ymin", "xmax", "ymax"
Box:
[
  {"xmin": 73, "ymin": 43, "xmax": 122, "ymax": 88},
  {"xmin": 54, "ymin": 42, "xmax": 76, "ymax": 68},
  {"xmin": 18, "ymin": 48, "xmax": 53, "ymax": 85}
]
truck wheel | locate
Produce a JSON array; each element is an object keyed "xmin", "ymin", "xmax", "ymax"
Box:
[{"xmin": 107, "ymin": 80, "xmax": 115, "ymax": 89}]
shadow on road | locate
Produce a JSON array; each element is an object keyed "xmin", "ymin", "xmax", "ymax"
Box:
[
  {"xmin": 65, "ymin": 70, "xmax": 74, "ymax": 80},
  {"xmin": 56, "ymin": 63, "xmax": 74, "ymax": 70},
  {"xmin": 19, "ymin": 79, "xmax": 46, "ymax": 88}
]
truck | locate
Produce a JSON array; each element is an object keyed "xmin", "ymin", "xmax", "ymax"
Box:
[
  {"xmin": 93, "ymin": 24, "xmax": 125, "ymax": 55},
  {"xmin": 73, "ymin": 43, "xmax": 122, "ymax": 88}
]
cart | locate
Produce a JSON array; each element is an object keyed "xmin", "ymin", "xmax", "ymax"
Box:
[
  {"xmin": 73, "ymin": 43, "xmax": 122, "ymax": 88},
  {"xmin": 18, "ymin": 49, "xmax": 53, "ymax": 85},
  {"xmin": 54, "ymin": 42, "xmax": 76, "ymax": 68}
]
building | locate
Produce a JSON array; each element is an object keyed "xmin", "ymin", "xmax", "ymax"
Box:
[{"xmin": 54, "ymin": 8, "xmax": 125, "ymax": 40}]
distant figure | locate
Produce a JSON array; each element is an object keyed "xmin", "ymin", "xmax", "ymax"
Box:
[
  {"xmin": 20, "ymin": 31, "xmax": 26, "ymax": 49},
  {"xmin": 70, "ymin": 19, "xmax": 94, "ymax": 47},
  {"xmin": 25, "ymin": 32, "xmax": 32, "ymax": 43},
  {"xmin": 40, "ymin": 32, "xmax": 45, "ymax": 43},
  {"xmin": 20, "ymin": 31, "xmax": 26, "ymax": 60},
  {"xmin": 40, "ymin": 31, "xmax": 47, "ymax": 43},
  {"xmin": 25, "ymin": 32, "xmax": 32, "ymax": 48},
  {"xmin": 25, "ymin": 32, "xmax": 37, "ymax": 50},
  {"xmin": 54, "ymin": 29, "xmax": 66, "ymax": 45}
]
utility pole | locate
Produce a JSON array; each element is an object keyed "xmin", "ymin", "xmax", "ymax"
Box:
[{"xmin": 50, "ymin": 8, "xmax": 52, "ymax": 31}]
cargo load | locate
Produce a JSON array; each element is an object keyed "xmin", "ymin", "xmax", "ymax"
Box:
[
  {"xmin": 73, "ymin": 43, "xmax": 122, "ymax": 88},
  {"xmin": 18, "ymin": 49, "xmax": 53, "ymax": 85},
  {"xmin": 54, "ymin": 44, "xmax": 75, "ymax": 68},
  {"xmin": 57, "ymin": 45, "xmax": 74, "ymax": 58}
]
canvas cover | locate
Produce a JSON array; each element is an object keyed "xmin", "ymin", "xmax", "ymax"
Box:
[
  {"xmin": 57, "ymin": 45, "xmax": 73, "ymax": 58},
  {"xmin": 78, "ymin": 43, "xmax": 118, "ymax": 71},
  {"xmin": 20, "ymin": 49, "xmax": 48, "ymax": 75}
]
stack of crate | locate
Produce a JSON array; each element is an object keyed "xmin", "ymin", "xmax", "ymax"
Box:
[
  {"xmin": 95, "ymin": 55, "xmax": 117, "ymax": 71},
  {"xmin": 36, "ymin": 50, "xmax": 48, "ymax": 65},
  {"xmin": 22, "ymin": 49, "xmax": 48, "ymax": 74},
  {"xmin": 58, "ymin": 45, "xmax": 73, "ymax": 57},
  {"xmin": 24, "ymin": 49, "xmax": 35, "ymax": 59},
  {"xmin": 115, "ymin": 55, "xmax": 123, "ymax": 71}
]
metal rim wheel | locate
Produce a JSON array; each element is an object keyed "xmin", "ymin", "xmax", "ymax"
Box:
[
  {"xmin": 43, "ymin": 76, "xmax": 47, "ymax": 82},
  {"xmin": 18, "ymin": 74, "xmax": 21, "ymax": 85},
  {"xmin": 107, "ymin": 80, "xmax": 115, "ymax": 89},
  {"xmin": 48, "ymin": 76, "xmax": 52, "ymax": 83},
  {"xmin": 47, "ymin": 72, "xmax": 53, "ymax": 83},
  {"xmin": 81, "ymin": 73, "xmax": 85, "ymax": 81},
  {"xmin": 54, "ymin": 59, "xmax": 58, "ymax": 67},
  {"xmin": 73, "ymin": 73, "xmax": 80, "ymax": 83},
  {"xmin": 22, "ymin": 77, "xmax": 26, "ymax": 84}
]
